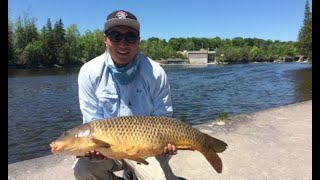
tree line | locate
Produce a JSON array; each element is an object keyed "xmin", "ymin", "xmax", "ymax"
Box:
[{"xmin": 8, "ymin": 1, "xmax": 311, "ymax": 69}]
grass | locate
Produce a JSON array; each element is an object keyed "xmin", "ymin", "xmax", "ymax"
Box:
[{"xmin": 215, "ymin": 112, "xmax": 230, "ymax": 121}]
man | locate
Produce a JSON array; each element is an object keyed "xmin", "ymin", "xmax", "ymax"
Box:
[{"xmin": 74, "ymin": 9, "xmax": 179, "ymax": 180}]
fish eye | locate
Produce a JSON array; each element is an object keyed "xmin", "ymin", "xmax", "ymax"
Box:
[{"xmin": 63, "ymin": 131, "xmax": 69, "ymax": 136}]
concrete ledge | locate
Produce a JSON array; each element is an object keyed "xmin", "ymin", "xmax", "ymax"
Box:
[{"xmin": 8, "ymin": 101, "xmax": 312, "ymax": 180}]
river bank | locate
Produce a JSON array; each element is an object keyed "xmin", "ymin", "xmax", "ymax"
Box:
[{"xmin": 8, "ymin": 100, "xmax": 312, "ymax": 180}]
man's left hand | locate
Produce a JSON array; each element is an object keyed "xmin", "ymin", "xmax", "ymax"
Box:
[{"xmin": 161, "ymin": 143, "xmax": 177, "ymax": 155}]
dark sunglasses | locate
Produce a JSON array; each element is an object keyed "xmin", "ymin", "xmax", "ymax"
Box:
[{"xmin": 106, "ymin": 31, "xmax": 139, "ymax": 43}]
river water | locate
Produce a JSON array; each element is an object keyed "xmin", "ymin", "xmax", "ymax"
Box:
[{"xmin": 8, "ymin": 62, "xmax": 312, "ymax": 164}]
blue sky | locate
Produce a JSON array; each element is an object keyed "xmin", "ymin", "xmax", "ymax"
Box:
[{"xmin": 8, "ymin": 0, "xmax": 310, "ymax": 42}]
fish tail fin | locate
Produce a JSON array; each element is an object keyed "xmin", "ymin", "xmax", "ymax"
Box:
[
  {"xmin": 198, "ymin": 134, "xmax": 228, "ymax": 173},
  {"xmin": 201, "ymin": 148, "xmax": 223, "ymax": 173},
  {"xmin": 204, "ymin": 134, "xmax": 228, "ymax": 153}
]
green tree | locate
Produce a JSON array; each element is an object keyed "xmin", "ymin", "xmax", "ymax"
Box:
[
  {"xmin": 22, "ymin": 40, "xmax": 43, "ymax": 68},
  {"xmin": 64, "ymin": 24, "xmax": 82, "ymax": 65},
  {"xmin": 52, "ymin": 18, "xmax": 66, "ymax": 65},
  {"xmin": 210, "ymin": 37, "xmax": 222, "ymax": 50},
  {"xmin": 36, "ymin": 18, "xmax": 54, "ymax": 66},
  {"xmin": 297, "ymin": 0, "xmax": 312, "ymax": 61},
  {"xmin": 181, "ymin": 38, "xmax": 195, "ymax": 51},
  {"xmin": 140, "ymin": 37, "xmax": 175, "ymax": 60},
  {"xmin": 9, "ymin": 10, "xmax": 306, "ymax": 68},
  {"xmin": 80, "ymin": 29, "xmax": 105, "ymax": 61},
  {"xmin": 231, "ymin": 37, "xmax": 245, "ymax": 47},
  {"xmin": 12, "ymin": 12, "xmax": 39, "ymax": 67},
  {"xmin": 168, "ymin": 38, "xmax": 184, "ymax": 51},
  {"xmin": 8, "ymin": 17, "xmax": 15, "ymax": 66},
  {"xmin": 248, "ymin": 46, "xmax": 263, "ymax": 62}
]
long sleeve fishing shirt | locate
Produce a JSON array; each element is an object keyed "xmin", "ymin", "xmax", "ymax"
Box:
[{"xmin": 78, "ymin": 51, "xmax": 173, "ymax": 123}]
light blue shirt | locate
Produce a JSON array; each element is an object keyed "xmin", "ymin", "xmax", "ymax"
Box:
[{"xmin": 78, "ymin": 51, "xmax": 173, "ymax": 123}]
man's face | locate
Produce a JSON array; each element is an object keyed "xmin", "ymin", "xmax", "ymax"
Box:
[{"xmin": 104, "ymin": 26, "xmax": 140, "ymax": 67}]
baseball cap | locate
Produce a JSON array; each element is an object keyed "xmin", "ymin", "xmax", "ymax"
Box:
[{"xmin": 104, "ymin": 10, "xmax": 140, "ymax": 33}]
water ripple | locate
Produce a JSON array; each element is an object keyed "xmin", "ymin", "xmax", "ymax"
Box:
[{"xmin": 8, "ymin": 63, "xmax": 312, "ymax": 163}]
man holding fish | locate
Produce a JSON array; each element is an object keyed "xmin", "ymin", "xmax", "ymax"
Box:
[
  {"xmin": 74, "ymin": 9, "xmax": 179, "ymax": 180},
  {"xmin": 50, "ymin": 9, "xmax": 227, "ymax": 180}
]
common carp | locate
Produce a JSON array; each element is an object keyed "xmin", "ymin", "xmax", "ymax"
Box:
[{"xmin": 50, "ymin": 116, "xmax": 227, "ymax": 173}]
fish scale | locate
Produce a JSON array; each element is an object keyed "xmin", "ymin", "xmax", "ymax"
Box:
[
  {"xmin": 50, "ymin": 115, "xmax": 228, "ymax": 173},
  {"xmin": 101, "ymin": 116, "xmax": 198, "ymax": 145}
]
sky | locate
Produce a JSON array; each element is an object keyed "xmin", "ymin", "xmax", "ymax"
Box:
[{"xmin": 8, "ymin": 0, "xmax": 310, "ymax": 42}]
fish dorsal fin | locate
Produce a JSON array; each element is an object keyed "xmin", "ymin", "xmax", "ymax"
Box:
[{"xmin": 90, "ymin": 137, "xmax": 110, "ymax": 148}]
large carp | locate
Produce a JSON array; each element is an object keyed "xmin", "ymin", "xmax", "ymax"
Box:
[{"xmin": 50, "ymin": 116, "xmax": 227, "ymax": 173}]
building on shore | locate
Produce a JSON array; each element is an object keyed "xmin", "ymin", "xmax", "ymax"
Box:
[{"xmin": 187, "ymin": 49, "xmax": 216, "ymax": 64}]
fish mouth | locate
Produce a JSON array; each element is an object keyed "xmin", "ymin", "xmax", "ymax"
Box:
[
  {"xmin": 50, "ymin": 142, "xmax": 62, "ymax": 154},
  {"xmin": 50, "ymin": 141, "xmax": 82, "ymax": 155}
]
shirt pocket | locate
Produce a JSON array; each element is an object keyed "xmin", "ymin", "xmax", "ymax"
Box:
[{"xmin": 96, "ymin": 93, "xmax": 119, "ymax": 117}]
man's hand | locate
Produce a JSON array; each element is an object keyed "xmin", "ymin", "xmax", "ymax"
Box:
[
  {"xmin": 160, "ymin": 143, "xmax": 177, "ymax": 156},
  {"xmin": 76, "ymin": 150, "xmax": 107, "ymax": 160}
]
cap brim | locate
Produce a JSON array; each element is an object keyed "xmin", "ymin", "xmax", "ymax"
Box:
[{"xmin": 105, "ymin": 19, "xmax": 140, "ymax": 32}]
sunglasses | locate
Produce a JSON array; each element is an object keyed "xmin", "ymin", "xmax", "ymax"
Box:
[{"xmin": 106, "ymin": 31, "xmax": 139, "ymax": 43}]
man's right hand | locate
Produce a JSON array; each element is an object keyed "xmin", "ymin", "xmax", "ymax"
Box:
[{"xmin": 76, "ymin": 150, "xmax": 107, "ymax": 160}]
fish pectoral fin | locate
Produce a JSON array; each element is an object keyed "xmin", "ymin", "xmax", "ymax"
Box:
[
  {"xmin": 95, "ymin": 147, "xmax": 111, "ymax": 157},
  {"xmin": 126, "ymin": 157, "xmax": 149, "ymax": 165},
  {"xmin": 125, "ymin": 146, "xmax": 139, "ymax": 156},
  {"xmin": 90, "ymin": 137, "xmax": 110, "ymax": 148}
]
